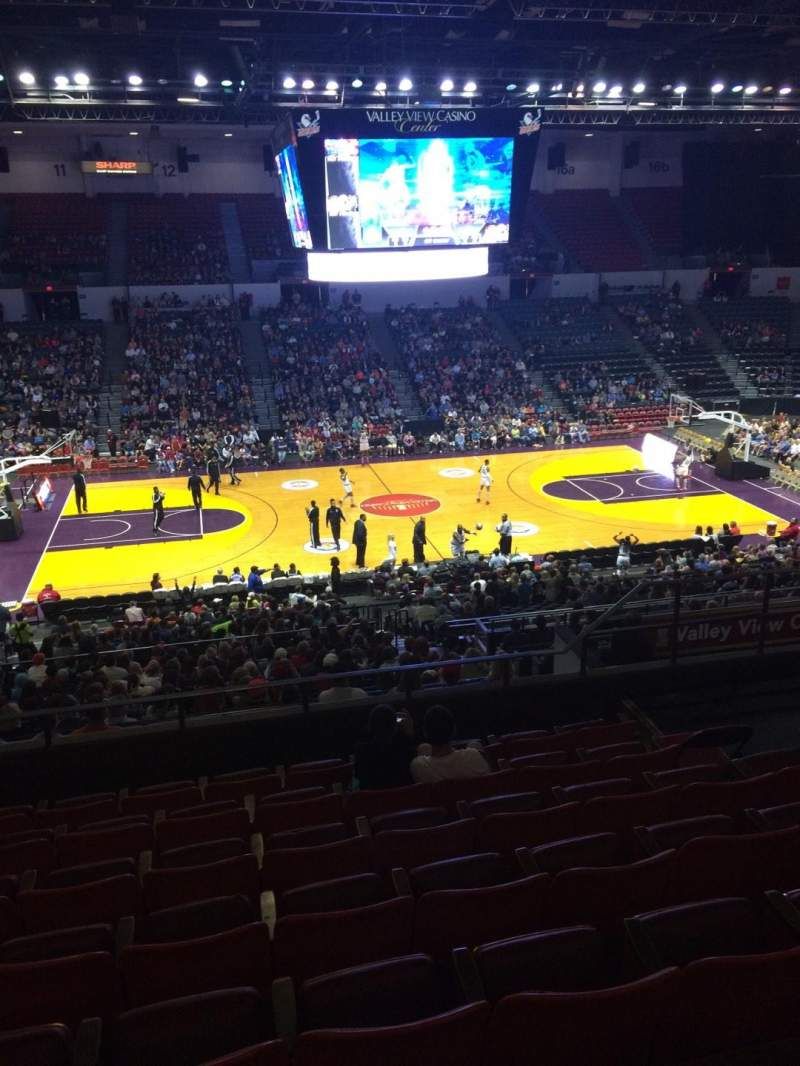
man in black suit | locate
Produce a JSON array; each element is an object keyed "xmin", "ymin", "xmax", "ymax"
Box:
[
  {"xmin": 306, "ymin": 499, "xmax": 321, "ymax": 548},
  {"xmin": 207, "ymin": 454, "xmax": 221, "ymax": 496},
  {"xmin": 326, "ymin": 498, "xmax": 345, "ymax": 551},
  {"xmin": 187, "ymin": 469, "xmax": 207, "ymax": 510},
  {"xmin": 353, "ymin": 513, "xmax": 368, "ymax": 568},
  {"xmin": 412, "ymin": 517, "xmax": 427, "ymax": 564},
  {"xmin": 72, "ymin": 469, "xmax": 88, "ymax": 513},
  {"xmin": 152, "ymin": 486, "xmax": 166, "ymax": 534}
]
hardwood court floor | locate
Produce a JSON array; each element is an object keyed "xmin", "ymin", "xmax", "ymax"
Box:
[{"xmin": 25, "ymin": 443, "xmax": 784, "ymax": 598}]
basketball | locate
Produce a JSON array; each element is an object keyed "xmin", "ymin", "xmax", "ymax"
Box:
[{"xmin": 475, "ymin": 523, "xmax": 483, "ymax": 530}]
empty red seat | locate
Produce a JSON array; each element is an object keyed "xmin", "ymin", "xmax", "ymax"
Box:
[
  {"xmin": 55, "ymin": 823, "xmax": 153, "ymax": 868},
  {"xmin": 136, "ymin": 895, "xmax": 258, "ymax": 944},
  {"xmin": 372, "ymin": 819, "xmax": 477, "ymax": 874},
  {"xmin": 0, "ymin": 1023, "xmax": 83, "ymax": 1066},
  {"xmin": 205, "ymin": 773, "xmax": 283, "ymax": 806},
  {"xmin": 292, "ymin": 1002, "xmax": 489, "ymax": 1066},
  {"xmin": 0, "ymin": 812, "xmax": 34, "ymax": 835},
  {"xmin": 370, "ymin": 807, "xmax": 452, "ymax": 834},
  {"xmin": 0, "ymin": 951, "xmax": 120, "ymax": 1031},
  {"xmin": 750, "ymin": 801, "xmax": 800, "ymax": 831},
  {"xmin": 34, "ymin": 798, "xmax": 119, "ymax": 831},
  {"xmin": 144, "ymin": 854, "xmax": 261, "ymax": 912},
  {"xmin": 483, "ymin": 968, "xmax": 677, "ymax": 1066},
  {"xmin": 284, "ymin": 761, "xmax": 354, "ymax": 792},
  {"xmin": 200, "ymin": 1042, "xmax": 289, "ymax": 1066},
  {"xmin": 0, "ymin": 923, "xmax": 115, "ymax": 964},
  {"xmin": 43, "ymin": 857, "xmax": 136, "ymax": 889},
  {"xmin": 626, "ymin": 896, "xmax": 798, "ymax": 971},
  {"xmin": 18, "ymin": 873, "xmax": 140, "ymax": 934},
  {"xmin": 266, "ymin": 823, "xmax": 349, "ymax": 851},
  {"xmin": 579, "ymin": 788, "xmax": 679, "ymax": 844},
  {"xmin": 121, "ymin": 922, "xmax": 272, "ymax": 1007},
  {"xmin": 169, "ymin": 801, "xmax": 239, "ymax": 820},
  {"xmin": 553, "ymin": 778, "xmax": 634, "ymax": 806},
  {"xmin": 734, "ymin": 748, "xmax": 800, "ymax": 777},
  {"xmin": 296, "ymin": 954, "xmax": 448, "ymax": 1031},
  {"xmin": 262, "ymin": 836, "xmax": 372, "ymax": 898},
  {"xmin": 636, "ymin": 814, "xmax": 735, "ymax": 855},
  {"xmin": 156, "ymin": 809, "xmax": 252, "ymax": 857},
  {"xmin": 671, "ymin": 774, "xmax": 776, "ymax": 822},
  {"xmin": 273, "ymin": 897, "xmax": 414, "ymax": 983},
  {"xmin": 429, "ymin": 771, "xmax": 517, "ymax": 815},
  {"xmin": 253, "ymin": 795, "xmax": 343, "ymax": 838},
  {"xmin": 110, "ymin": 987, "xmax": 274, "ymax": 1066},
  {"xmin": 407, "ymin": 853, "xmax": 518, "ymax": 896},
  {"xmin": 121, "ymin": 787, "xmax": 204, "ymax": 819},
  {"xmin": 528, "ymin": 832, "xmax": 623, "ymax": 875},
  {"xmin": 548, "ymin": 851, "xmax": 675, "ymax": 933},
  {"xmin": 478, "ymin": 803, "xmax": 580, "ymax": 854},
  {"xmin": 413, "ymin": 874, "xmax": 550, "ymax": 961},
  {"xmin": 0, "ymin": 839, "xmax": 54, "ymax": 877},
  {"xmin": 460, "ymin": 792, "xmax": 543, "ymax": 821},
  {"xmin": 161, "ymin": 838, "xmax": 248, "ymax": 869},
  {"xmin": 280, "ymin": 873, "xmax": 387, "ymax": 916},
  {"xmin": 343, "ymin": 784, "xmax": 433, "ymax": 823},
  {"xmin": 470, "ymin": 924, "xmax": 612, "ymax": 1000},
  {"xmin": 670, "ymin": 827, "xmax": 800, "ymax": 902},
  {"xmin": 644, "ymin": 763, "xmax": 727, "ymax": 789}
]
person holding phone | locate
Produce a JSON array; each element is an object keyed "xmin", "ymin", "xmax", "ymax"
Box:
[{"xmin": 354, "ymin": 704, "xmax": 417, "ymax": 790}]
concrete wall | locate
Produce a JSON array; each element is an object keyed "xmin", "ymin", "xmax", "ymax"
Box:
[
  {"xmin": 0, "ymin": 288, "xmax": 27, "ymax": 321},
  {"xmin": 749, "ymin": 268, "xmax": 800, "ymax": 301},
  {"xmin": 77, "ymin": 286, "xmax": 128, "ymax": 320},
  {"xmin": 232, "ymin": 283, "xmax": 281, "ymax": 313}
]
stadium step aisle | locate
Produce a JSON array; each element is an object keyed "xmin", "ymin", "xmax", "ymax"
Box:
[
  {"xmin": 220, "ymin": 202, "xmax": 252, "ymax": 285},
  {"xmin": 365, "ymin": 313, "xmax": 423, "ymax": 419}
]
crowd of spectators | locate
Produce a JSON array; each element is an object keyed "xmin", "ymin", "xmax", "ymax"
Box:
[
  {"xmin": 4, "ymin": 524, "xmax": 800, "ymax": 741},
  {"xmin": 119, "ymin": 305, "xmax": 256, "ymax": 448},
  {"xmin": 0, "ymin": 324, "xmax": 103, "ymax": 458},
  {"xmin": 551, "ymin": 361, "xmax": 666, "ymax": 421},
  {"xmin": 386, "ymin": 299, "xmax": 564, "ymax": 449},
  {"xmin": 261, "ymin": 295, "xmax": 403, "ymax": 461},
  {"xmin": 718, "ymin": 318, "xmax": 787, "ymax": 352},
  {"xmin": 616, "ymin": 297, "xmax": 706, "ymax": 358},
  {"xmin": 129, "ymin": 231, "xmax": 229, "ymax": 285},
  {"xmin": 1, "ymin": 232, "xmax": 108, "ymax": 285},
  {"xmin": 515, "ymin": 299, "xmax": 619, "ymax": 358},
  {"xmin": 742, "ymin": 414, "xmax": 800, "ymax": 468}
]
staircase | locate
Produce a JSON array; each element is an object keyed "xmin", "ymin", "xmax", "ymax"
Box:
[
  {"xmin": 687, "ymin": 304, "xmax": 754, "ymax": 398},
  {"xmin": 100, "ymin": 322, "xmax": 128, "ymax": 448},
  {"xmin": 488, "ymin": 307, "xmax": 561, "ymax": 412},
  {"xmin": 239, "ymin": 320, "xmax": 279, "ymax": 432},
  {"xmin": 604, "ymin": 306, "xmax": 674, "ymax": 388},
  {"xmin": 107, "ymin": 199, "xmax": 128, "ymax": 286},
  {"xmin": 365, "ymin": 313, "xmax": 422, "ymax": 418},
  {"xmin": 220, "ymin": 202, "xmax": 251, "ymax": 285}
]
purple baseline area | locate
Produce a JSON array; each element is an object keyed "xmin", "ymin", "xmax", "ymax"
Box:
[
  {"xmin": 543, "ymin": 471, "xmax": 722, "ymax": 505},
  {"xmin": 50, "ymin": 506, "xmax": 243, "ymax": 551},
  {"xmin": 0, "ymin": 478, "xmax": 71, "ymax": 605}
]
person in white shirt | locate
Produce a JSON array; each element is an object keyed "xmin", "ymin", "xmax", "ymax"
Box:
[
  {"xmin": 450, "ymin": 524, "xmax": 470, "ymax": 559},
  {"xmin": 410, "ymin": 705, "xmax": 490, "ymax": 783},
  {"xmin": 339, "ymin": 468, "xmax": 356, "ymax": 509},
  {"xmin": 496, "ymin": 513, "xmax": 512, "ymax": 555},
  {"xmin": 476, "ymin": 459, "xmax": 492, "ymax": 505},
  {"xmin": 124, "ymin": 602, "xmax": 145, "ymax": 624},
  {"xmin": 386, "ymin": 533, "xmax": 397, "ymax": 569}
]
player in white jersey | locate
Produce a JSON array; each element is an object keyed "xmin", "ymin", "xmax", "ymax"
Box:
[
  {"xmin": 675, "ymin": 451, "xmax": 693, "ymax": 494},
  {"xmin": 476, "ymin": 459, "xmax": 492, "ymax": 505},
  {"xmin": 339, "ymin": 467, "xmax": 356, "ymax": 509}
]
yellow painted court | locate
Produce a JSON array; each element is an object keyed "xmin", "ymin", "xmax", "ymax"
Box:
[{"xmin": 27, "ymin": 443, "xmax": 785, "ymax": 598}]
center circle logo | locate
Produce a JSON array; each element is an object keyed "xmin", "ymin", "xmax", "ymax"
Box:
[
  {"xmin": 438, "ymin": 467, "xmax": 474, "ymax": 479},
  {"xmin": 360, "ymin": 493, "xmax": 440, "ymax": 517},
  {"xmin": 281, "ymin": 478, "xmax": 319, "ymax": 491},
  {"xmin": 510, "ymin": 522, "xmax": 539, "ymax": 537}
]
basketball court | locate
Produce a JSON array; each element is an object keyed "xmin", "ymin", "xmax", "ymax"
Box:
[{"xmin": 10, "ymin": 439, "xmax": 794, "ymax": 601}]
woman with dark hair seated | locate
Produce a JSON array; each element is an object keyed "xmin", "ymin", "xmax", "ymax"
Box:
[{"xmin": 354, "ymin": 704, "xmax": 417, "ymax": 791}]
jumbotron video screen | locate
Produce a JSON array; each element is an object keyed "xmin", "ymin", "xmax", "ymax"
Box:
[
  {"xmin": 324, "ymin": 135, "xmax": 514, "ymax": 250},
  {"xmin": 275, "ymin": 143, "xmax": 314, "ymax": 250}
]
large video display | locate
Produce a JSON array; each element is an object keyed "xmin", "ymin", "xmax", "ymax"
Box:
[
  {"xmin": 324, "ymin": 136, "xmax": 514, "ymax": 250},
  {"xmin": 275, "ymin": 143, "xmax": 313, "ymax": 250}
]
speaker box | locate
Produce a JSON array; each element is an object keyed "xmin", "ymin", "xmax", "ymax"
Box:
[
  {"xmin": 0, "ymin": 147, "xmax": 8, "ymax": 174},
  {"xmin": 177, "ymin": 146, "xmax": 189, "ymax": 173},
  {"xmin": 547, "ymin": 143, "xmax": 566, "ymax": 170},
  {"xmin": 623, "ymin": 142, "xmax": 640, "ymax": 169},
  {"xmin": 262, "ymin": 146, "xmax": 275, "ymax": 173}
]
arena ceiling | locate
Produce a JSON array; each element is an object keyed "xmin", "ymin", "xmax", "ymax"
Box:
[{"xmin": 0, "ymin": 0, "xmax": 797, "ymax": 123}]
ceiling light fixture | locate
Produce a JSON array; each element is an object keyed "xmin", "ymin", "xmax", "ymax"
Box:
[
  {"xmin": 398, "ymin": 76, "xmax": 413, "ymax": 91},
  {"xmin": 54, "ymin": 75, "xmax": 69, "ymax": 89},
  {"xmin": 674, "ymin": 84, "xmax": 687, "ymax": 94},
  {"xmin": 18, "ymin": 71, "xmax": 35, "ymax": 86},
  {"xmin": 375, "ymin": 80, "xmax": 387, "ymax": 93},
  {"xmin": 282, "ymin": 76, "xmax": 296, "ymax": 89},
  {"xmin": 632, "ymin": 81, "xmax": 646, "ymax": 93},
  {"xmin": 710, "ymin": 82, "xmax": 725, "ymax": 93},
  {"xmin": 193, "ymin": 73, "xmax": 208, "ymax": 88},
  {"xmin": 128, "ymin": 74, "xmax": 143, "ymax": 87},
  {"xmin": 592, "ymin": 80, "xmax": 606, "ymax": 93},
  {"xmin": 440, "ymin": 77, "xmax": 454, "ymax": 92},
  {"xmin": 220, "ymin": 79, "xmax": 233, "ymax": 88},
  {"xmin": 778, "ymin": 86, "xmax": 792, "ymax": 95},
  {"xmin": 463, "ymin": 80, "xmax": 477, "ymax": 93},
  {"xmin": 526, "ymin": 81, "xmax": 540, "ymax": 93},
  {"xmin": 351, "ymin": 78, "xmax": 363, "ymax": 88},
  {"xmin": 744, "ymin": 84, "xmax": 758, "ymax": 95},
  {"xmin": 301, "ymin": 78, "xmax": 315, "ymax": 90},
  {"xmin": 326, "ymin": 79, "xmax": 339, "ymax": 91}
]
